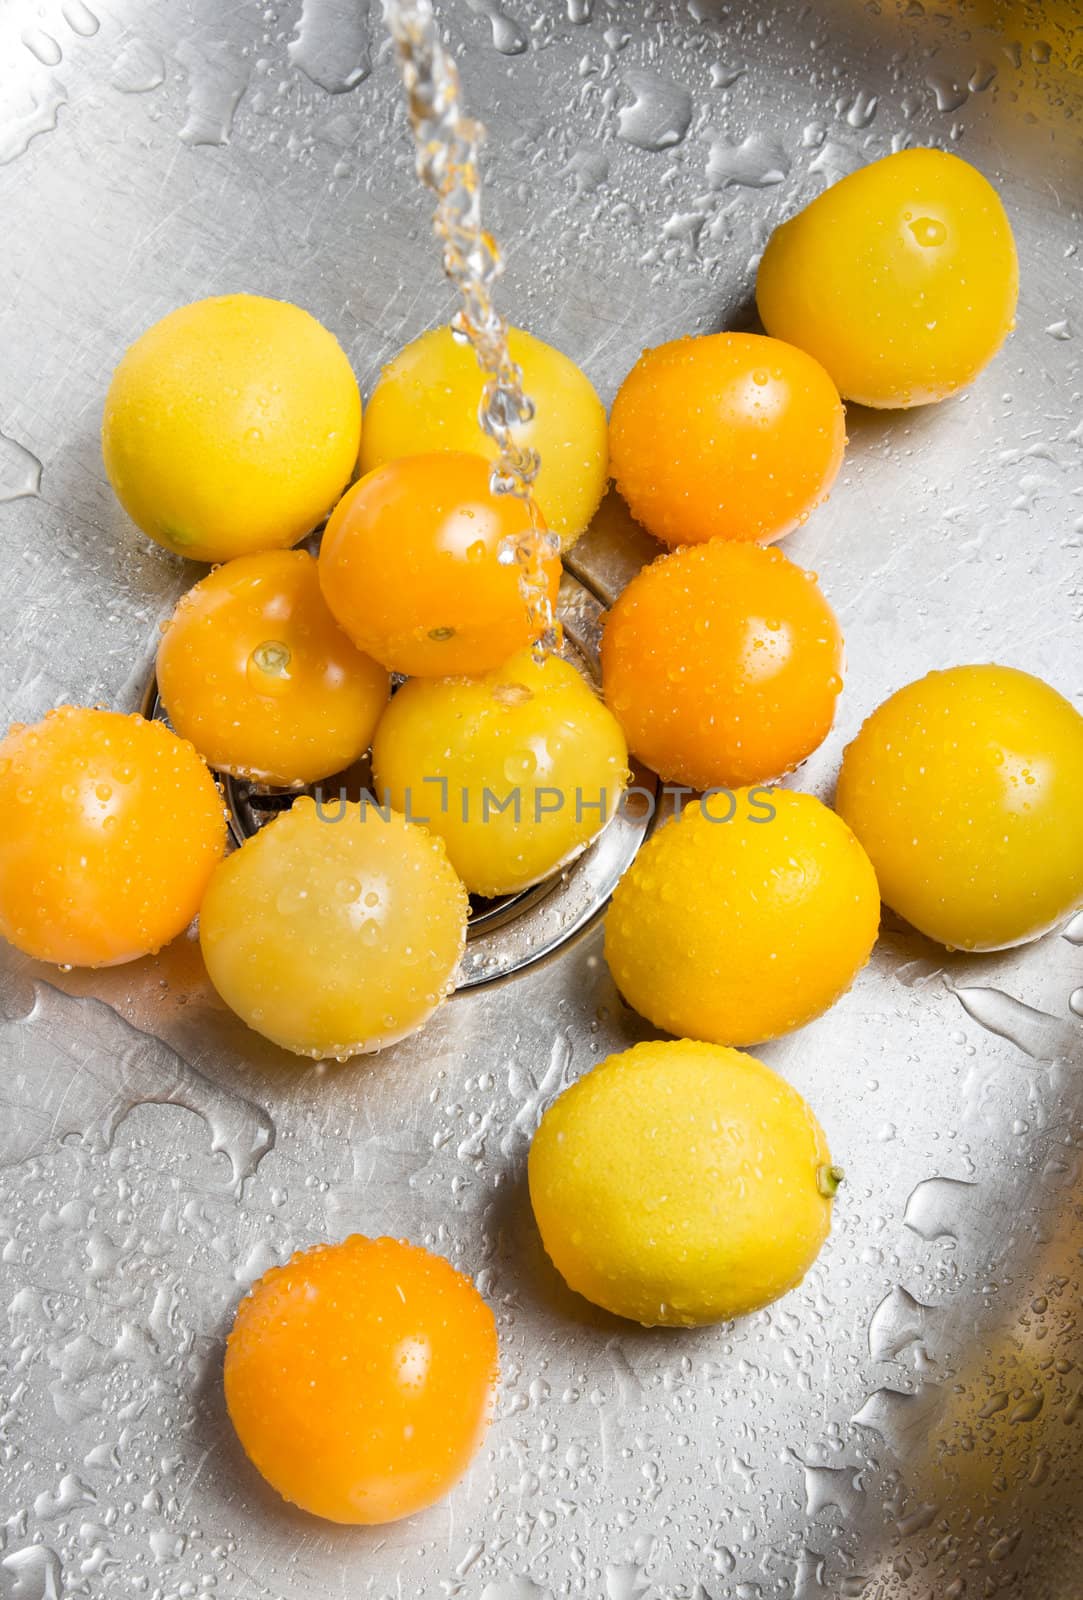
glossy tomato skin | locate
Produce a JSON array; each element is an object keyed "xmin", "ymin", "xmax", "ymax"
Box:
[
  {"xmin": 157, "ymin": 550, "xmax": 389, "ymax": 786},
  {"xmin": 601, "ymin": 542, "xmax": 844, "ymax": 790},
  {"xmin": 608, "ymin": 332, "xmax": 845, "ymax": 548},
  {"xmin": 372, "ymin": 649, "xmax": 628, "ymax": 896},
  {"xmin": 756, "ymin": 149, "xmax": 1018, "ymax": 408},
  {"xmin": 359, "ymin": 325, "xmax": 608, "ymax": 549},
  {"xmin": 102, "ymin": 295, "xmax": 361, "ymax": 562},
  {"xmin": 319, "ymin": 452, "xmax": 562, "ymax": 677},
  {"xmin": 224, "ymin": 1234, "xmax": 499, "ymax": 1525},
  {"xmin": 836, "ymin": 665, "xmax": 1083, "ymax": 951},
  {"xmin": 0, "ymin": 707, "xmax": 227, "ymax": 967},
  {"xmin": 198, "ymin": 797, "xmax": 468, "ymax": 1059}
]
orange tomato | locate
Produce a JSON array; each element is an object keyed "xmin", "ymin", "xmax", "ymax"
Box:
[
  {"xmin": 157, "ymin": 550, "xmax": 389, "ymax": 786},
  {"xmin": 601, "ymin": 542, "xmax": 844, "ymax": 789},
  {"xmin": 608, "ymin": 332, "xmax": 845, "ymax": 547},
  {"xmin": 224, "ymin": 1235, "xmax": 499, "ymax": 1525},
  {"xmin": 318, "ymin": 452, "xmax": 562, "ymax": 677},
  {"xmin": 0, "ymin": 707, "xmax": 226, "ymax": 967}
]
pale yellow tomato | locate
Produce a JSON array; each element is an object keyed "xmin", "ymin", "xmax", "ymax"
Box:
[
  {"xmin": 756, "ymin": 149, "xmax": 1018, "ymax": 407},
  {"xmin": 372, "ymin": 650, "xmax": 628, "ymax": 897},
  {"xmin": 199, "ymin": 798, "xmax": 468, "ymax": 1058},
  {"xmin": 359, "ymin": 326, "xmax": 608, "ymax": 548}
]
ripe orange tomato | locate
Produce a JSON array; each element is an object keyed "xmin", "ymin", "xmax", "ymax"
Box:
[
  {"xmin": 601, "ymin": 542, "xmax": 844, "ymax": 789},
  {"xmin": 157, "ymin": 550, "xmax": 389, "ymax": 786},
  {"xmin": 0, "ymin": 707, "xmax": 226, "ymax": 967},
  {"xmin": 609, "ymin": 332, "xmax": 845, "ymax": 547},
  {"xmin": 319, "ymin": 452, "xmax": 562, "ymax": 677},
  {"xmin": 224, "ymin": 1234, "xmax": 499, "ymax": 1525}
]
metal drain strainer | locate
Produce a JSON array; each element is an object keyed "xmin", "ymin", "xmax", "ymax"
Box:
[{"xmin": 142, "ymin": 571, "xmax": 656, "ymax": 990}]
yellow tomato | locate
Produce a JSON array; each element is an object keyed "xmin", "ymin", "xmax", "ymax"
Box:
[
  {"xmin": 372, "ymin": 650, "xmax": 628, "ymax": 897},
  {"xmin": 529, "ymin": 1039, "xmax": 838, "ymax": 1327},
  {"xmin": 604, "ymin": 789, "xmax": 879, "ymax": 1045},
  {"xmin": 199, "ymin": 798, "xmax": 468, "ymax": 1058},
  {"xmin": 157, "ymin": 551, "xmax": 389, "ymax": 786},
  {"xmin": 0, "ymin": 707, "xmax": 226, "ymax": 967},
  {"xmin": 756, "ymin": 149, "xmax": 1018, "ymax": 407},
  {"xmin": 836, "ymin": 665, "xmax": 1083, "ymax": 951},
  {"xmin": 359, "ymin": 326, "xmax": 608, "ymax": 548},
  {"xmin": 103, "ymin": 295, "xmax": 361, "ymax": 561}
]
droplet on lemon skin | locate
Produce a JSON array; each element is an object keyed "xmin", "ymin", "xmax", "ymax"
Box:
[
  {"xmin": 528, "ymin": 1039, "xmax": 836, "ymax": 1327},
  {"xmin": 198, "ymin": 797, "xmax": 468, "ymax": 1059},
  {"xmin": 102, "ymin": 294, "xmax": 361, "ymax": 563},
  {"xmin": 224, "ymin": 1234, "xmax": 499, "ymax": 1525},
  {"xmin": 359, "ymin": 324, "xmax": 608, "ymax": 550},
  {"xmin": 836, "ymin": 664, "xmax": 1083, "ymax": 952},
  {"xmin": 756, "ymin": 148, "xmax": 1018, "ymax": 408},
  {"xmin": 371, "ymin": 649, "xmax": 629, "ymax": 897},
  {"xmin": 0, "ymin": 706, "xmax": 227, "ymax": 968},
  {"xmin": 604, "ymin": 789, "xmax": 880, "ymax": 1047},
  {"xmin": 601, "ymin": 541, "xmax": 844, "ymax": 790}
]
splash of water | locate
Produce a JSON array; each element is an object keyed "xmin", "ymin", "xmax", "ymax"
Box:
[{"xmin": 382, "ymin": 0, "xmax": 560, "ymax": 658}]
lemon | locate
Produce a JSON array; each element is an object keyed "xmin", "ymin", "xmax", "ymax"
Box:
[
  {"xmin": 528, "ymin": 1039, "xmax": 838, "ymax": 1327},
  {"xmin": 102, "ymin": 294, "xmax": 361, "ymax": 562},
  {"xmin": 358, "ymin": 325, "xmax": 608, "ymax": 548},
  {"xmin": 604, "ymin": 789, "xmax": 880, "ymax": 1045}
]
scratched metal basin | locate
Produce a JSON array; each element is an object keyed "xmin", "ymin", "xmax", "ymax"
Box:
[{"xmin": 1, "ymin": 1, "xmax": 1080, "ymax": 1595}]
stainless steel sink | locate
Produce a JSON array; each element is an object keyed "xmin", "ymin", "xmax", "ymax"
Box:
[{"xmin": 1, "ymin": 1, "xmax": 1080, "ymax": 1595}]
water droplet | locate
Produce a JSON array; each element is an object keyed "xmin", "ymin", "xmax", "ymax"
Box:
[
  {"xmin": 62, "ymin": 0, "xmax": 99, "ymax": 36},
  {"xmin": 0, "ymin": 430, "xmax": 42, "ymax": 501},
  {"xmin": 908, "ymin": 215, "xmax": 947, "ymax": 247},
  {"xmin": 110, "ymin": 38, "xmax": 166, "ymax": 93},
  {"xmin": 927, "ymin": 72, "xmax": 969, "ymax": 113},
  {"xmin": 22, "ymin": 28, "xmax": 63, "ymax": 67},
  {"xmin": 466, "ymin": 0, "xmax": 529, "ymax": 55},
  {"xmin": 903, "ymin": 1175, "xmax": 979, "ymax": 1241},
  {"xmin": 177, "ymin": 39, "xmax": 249, "ymax": 146},
  {"xmin": 290, "ymin": 0, "xmax": 373, "ymax": 93},
  {"xmin": 1045, "ymin": 319, "xmax": 1073, "ymax": 341},
  {"xmin": 868, "ymin": 1285, "xmax": 935, "ymax": 1360},
  {"xmin": 617, "ymin": 69, "xmax": 692, "ymax": 151},
  {"xmin": 951, "ymin": 984, "xmax": 1078, "ymax": 1063},
  {"xmin": 707, "ymin": 132, "xmax": 789, "ymax": 188},
  {"xmin": 0, "ymin": 80, "xmax": 67, "ymax": 166}
]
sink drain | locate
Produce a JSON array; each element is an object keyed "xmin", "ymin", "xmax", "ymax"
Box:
[{"xmin": 142, "ymin": 572, "xmax": 656, "ymax": 989}]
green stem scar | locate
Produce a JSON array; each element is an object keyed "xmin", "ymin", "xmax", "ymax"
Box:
[{"xmin": 817, "ymin": 1164, "xmax": 845, "ymax": 1198}]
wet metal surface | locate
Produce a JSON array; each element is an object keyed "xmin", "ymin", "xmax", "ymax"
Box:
[{"xmin": 0, "ymin": 1, "xmax": 1081, "ymax": 1596}]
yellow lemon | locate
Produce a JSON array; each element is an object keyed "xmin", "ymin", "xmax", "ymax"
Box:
[
  {"xmin": 604, "ymin": 789, "xmax": 879, "ymax": 1045},
  {"xmin": 102, "ymin": 294, "xmax": 361, "ymax": 562},
  {"xmin": 358, "ymin": 325, "xmax": 608, "ymax": 548},
  {"xmin": 528, "ymin": 1039, "xmax": 839, "ymax": 1327}
]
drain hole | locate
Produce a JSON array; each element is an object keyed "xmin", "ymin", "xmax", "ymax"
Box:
[{"xmin": 143, "ymin": 572, "xmax": 657, "ymax": 989}]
